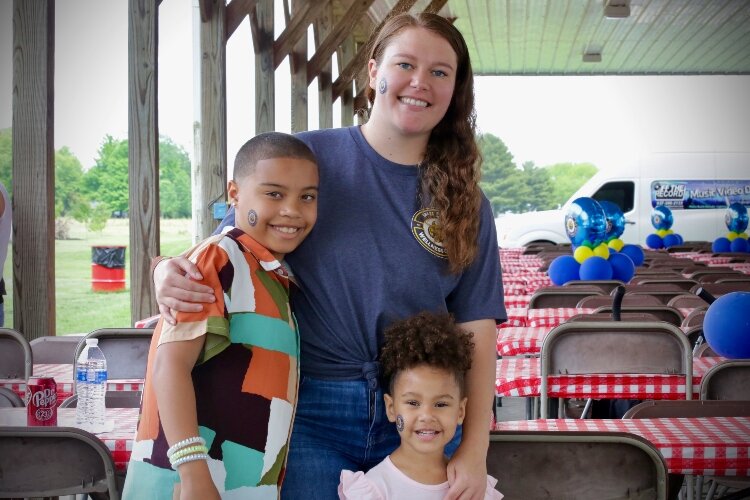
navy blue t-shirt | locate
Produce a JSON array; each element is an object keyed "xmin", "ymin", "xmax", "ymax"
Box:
[{"xmin": 218, "ymin": 126, "xmax": 506, "ymax": 380}]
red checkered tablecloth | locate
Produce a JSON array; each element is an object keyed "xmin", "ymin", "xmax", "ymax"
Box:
[
  {"xmin": 496, "ymin": 326, "xmax": 551, "ymax": 356},
  {"xmin": 0, "ymin": 407, "xmax": 137, "ymax": 472},
  {"xmin": 495, "ymin": 356, "xmax": 724, "ymax": 398},
  {"xmin": 502, "ymin": 308, "xmax": 528, "ymax": 327},
  {"xmin": 494, "ymin": 416, "xmax": 750, "ymax": 476},
  {"xmin": 0, "ymin": 363, "xmax": 144, "ymax": 406},
  {"xmin": 503, "ymin": 295, "xmax": 531, "ymax": 309},
  {"xmin": 526, "ymin": 308, "xmax": 594, "ymax": 328}
]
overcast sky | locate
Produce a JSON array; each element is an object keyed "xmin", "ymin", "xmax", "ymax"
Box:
[{"xmin": 2, "ymin": 0, "xmax": 749, "ymax": 177}]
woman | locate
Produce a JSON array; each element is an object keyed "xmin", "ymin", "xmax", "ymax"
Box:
[{"xmin": 153, "ymin": 12, "xmax": 506, "ymax": 500}]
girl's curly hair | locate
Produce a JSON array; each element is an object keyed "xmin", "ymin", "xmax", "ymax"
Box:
[{"xmin": 380, "ymin": 312, "xmax": 474, "ymax": 395}]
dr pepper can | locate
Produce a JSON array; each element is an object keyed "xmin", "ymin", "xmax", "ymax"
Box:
[{"xmin": 26, "ymin": 376, "xmax": 58, "ymax": 426}]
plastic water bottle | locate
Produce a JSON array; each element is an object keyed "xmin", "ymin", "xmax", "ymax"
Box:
[{"xmin": 75, "ymin": 338, "xmax": 107, "ymax": 431}]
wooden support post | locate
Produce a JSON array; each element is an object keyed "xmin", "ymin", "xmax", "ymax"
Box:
[
  {"xmin": 314, "ymin": 3, "xmax": 334, "ymax": 129},
  {"xmin": 290, "ymin": 0, "xmax": 308, "ymax": 133},
  {"xmin": 128, "ymin": 0, "xmax": 160, "ymax": 323},
  {"xmin": 195, "ymin": 0, "xmax": 227, "ymax": 241},
  {"xmin": 254, "ymin": 0, "xmax": 274, "ymax": 133},
  {"xmin": 11, "ymin": 0, "xmax": 55, "ymax": 340},
  {"xmin": 337, "ymin": 35, "xmax": 355, "ymax": 127}
]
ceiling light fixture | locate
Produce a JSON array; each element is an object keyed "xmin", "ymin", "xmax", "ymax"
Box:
[
  {"xmin": 582, "ymin": 51, "xmax": 602, "ymax": 63},
  {"xmin": 604, "ymin": 0, "xmax": 630, "ymax": 18}
]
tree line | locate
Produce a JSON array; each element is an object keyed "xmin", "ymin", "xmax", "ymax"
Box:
[{"xmin": 0, "ymin": 128, "xmax": 597, "ymax": 233}]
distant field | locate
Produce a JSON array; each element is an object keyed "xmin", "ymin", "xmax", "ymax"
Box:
[{"xmin": 3, "ymin": 218, "xmax": 193, "ymax": 335}]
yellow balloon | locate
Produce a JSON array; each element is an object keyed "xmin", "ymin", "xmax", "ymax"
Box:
[
  {"xmin": 593, "ymin": 244, "xmax": 610, "ymax": 260},
  {"xmin": 739, "ymin": 233, "xmax": 749, "ymax": 240},
  {"xmin": 574, "ymin": 246, "xmax": 594, "ymax": 264},
  {"xmin": 665, "ymin": 229, "xmax": 674, "ymax": 235},
  {"xmin": 727, "ymin": 232, "xmax": 738, "ymax": 241},
  {"xmin": 656, "ymin": 229, "xmax": 669, "ymax": 238},
  {"xmin": 608, "ymin": 238, "xmax": 624, "ymax": 252}
]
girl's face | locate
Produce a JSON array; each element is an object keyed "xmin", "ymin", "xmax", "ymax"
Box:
[
  {"xmin": 384, "ymin": 364, "xmax": 467, "ymax": 458},
  {"xmin": 367, "ymin": 26, "xmax": 457, "ymax": 140},
  {"xmin": 227, "ymin": 157, "xmax": 319, "ymax": 260}
]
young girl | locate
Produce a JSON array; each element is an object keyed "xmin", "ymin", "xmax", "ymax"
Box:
[
  {"xmin": 153, "ymin": 12, "xmax": 506, "ymax": 499},
  {"xmin": 339, "ymin": 312, "xmax": 503, "ymax": 499},
  {"xmin": 122, "ymin": 132, "xmax": 318, "ymax": 499}
]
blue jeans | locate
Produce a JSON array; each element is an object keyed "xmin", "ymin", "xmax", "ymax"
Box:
[{"xmin": 281, "ymin": 376, "xmax": 461, "ymax": 499}]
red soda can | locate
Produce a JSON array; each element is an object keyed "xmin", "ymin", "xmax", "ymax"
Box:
[{"xmin": 26, "ymin": 376, "xmax": 58, "ymax": 426}]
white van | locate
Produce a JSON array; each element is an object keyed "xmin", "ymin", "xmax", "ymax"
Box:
[{"xmin": 495, "ymin": 152, "xmax": 750, "ymax": 248}]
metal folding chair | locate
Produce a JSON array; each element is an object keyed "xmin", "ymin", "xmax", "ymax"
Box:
[
  {"xmin": 0, "ymin": 386, "xmax": 24, "ymax": 407},
  {"xmin": 540, "ymin": 321, "xmax": 693, "ymax": 418},
  {"xmin": 30, "ymin": 334, "xmax": 83, "ymax": 364},
  {"xmin": 0, "ymin": 328, "xmax": 32, "ymax": 379},
  {"xmin": 0, "ymin": 426, "xmax": 119, "ymax": 499},
  {"xmin": 700, "ymin": 360, "xmax": 750, "ymax": 401},
  {"xmin": 528, "ymin": 286, "xmax": 605, "ymax": 309},
  {"xmin": 72, "ymin": 328, "xmax": 154, "ymax": 388},
  {"xmin": 488, "ymin": 430, "xmax": 668, "ymax": 499}
]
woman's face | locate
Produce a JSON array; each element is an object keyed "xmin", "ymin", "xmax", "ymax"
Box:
[{"xmin": 367, "ymin": 26, "xmax": 458, "ymax": 140}]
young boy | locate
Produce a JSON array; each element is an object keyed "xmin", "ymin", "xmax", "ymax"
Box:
[{"xmin": 123, "ymin": 132, "xmax": 319, "ymax": 499}]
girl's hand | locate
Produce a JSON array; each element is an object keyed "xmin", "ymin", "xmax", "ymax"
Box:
[
  {"xmin": 154, "ymin": 257, "xmax": 215, "ymax": 324},
  {"xmin": 445, "ymin": 445, "xmax": 488, "ymax": 500}
]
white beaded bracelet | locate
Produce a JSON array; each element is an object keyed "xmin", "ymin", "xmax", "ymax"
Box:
[
  {"xmin": 171, "ymin": 453, "xmax": 210, "ymax": 469},
  {"xmin": 167, "ymin": 436, "xmax": 206, "ymax": 458}
]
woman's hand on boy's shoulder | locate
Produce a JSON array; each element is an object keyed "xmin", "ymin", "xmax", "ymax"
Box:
[{"xmin": 154, "ymin": 256, "xmax": 215, "ymax": 325}]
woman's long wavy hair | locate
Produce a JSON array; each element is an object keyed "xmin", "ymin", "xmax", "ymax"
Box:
[{"xmin": 364, "ymin": 12, "xmax": 482, "ymax": 273}]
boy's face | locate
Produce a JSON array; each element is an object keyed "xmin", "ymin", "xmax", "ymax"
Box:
[
  {"xmin": 384, "ymin": 364, "xmax": 467, "ymax": 459},
  {"xmin": 227, "ymin": 157, "xmax": 318, "ymax": 260}
]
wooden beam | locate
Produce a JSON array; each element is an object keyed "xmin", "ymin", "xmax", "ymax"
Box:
[
  {"xmin": 273, "ymin": 0, "xmax": 327, "ymax": 69},
  {"xmin": 337, "ymin": 35, "xmax": 355, "ymax": 126},
  {"xmin": 306, "ymin": 0, "xmax": 376, "ymax": 86},
  {"xmin": 423, "ymin": 0, "xmax": 449, "ymax": 15},
  {"xmin": 128, "ymin": 0, "xmax": 160, "ymax": 323},
  {"xmin": 225, "ymin": 0, "xmax": 257, "ymax": 41},
  {"xmin": 314, "ymin": 2, "xmax": 334, "ymax": 129},
  {"xmin": 195, "ymin": 0, "xmax": 227, "ymax": 241},
  {"xmin": 290, "ymin": 0, "xmax": 308, "ymax": 133},
  {"xmin": 12, "ymin": 0, "xmax": 55, "ymax": 340},
  {"xmin": 254, "ymin": 0, "xmax": 274, "ymax": 132},
  {"xmin": 331, "ymin": 0, "xmax": 418, "ymax": 99},
  {"xmin": 198, "ymin": 0, "xmax": 213, "ymax": 22}
]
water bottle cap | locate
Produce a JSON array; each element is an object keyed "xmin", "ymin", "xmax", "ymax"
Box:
[{"xmin": 85, "ymin": 338, "xmax": 99, "ymax": 346}]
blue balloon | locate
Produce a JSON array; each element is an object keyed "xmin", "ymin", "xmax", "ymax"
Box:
[
  {"xmin": 547, "ymin": 255, "xmax": 581, "ymax": 285},
  {"xmin": 651, "ymin": 205, "xmax": 674, "ymax": 230},
  {"xmin": 599, "ymin": 200, "xmax": 626, "ymax": 240},
  {"xmin": 712, "ymin": 237, "xmax": 731, "ymax": 253},
  {"xmin": 726, "ymin": 203, "xmax": 749, "ymax": 233},
  {"xmin": 565, "ymin": 197, "xmax": 607, "ymax": 247},
  {"xmin": 730, "ymin": 237, "xmax": 749, "ymax": 253},
  {"xmin": 674, "ymin": 233, "xmax": 684, "ymax": 245},
  {"xmin": 646, "ymin": 233, "xmax": 664, "ymax": 249},
  {"xmin": 579, "ymin": 256, "xmax": 613, "ymax": 280},
  {"xmin": 703, "ymin": 292, "xmax": 750, "ymax": 359},
  {"xmin": 620, "ymin": 244, "xmax": 645, "ymax": 266},
  {"xmin": 663, "ymin": 234, "xmax": 680, "ymax": 248},
  {"xmin": 608, "ymin": 252, "xmax": 635, "ymax": 282}
]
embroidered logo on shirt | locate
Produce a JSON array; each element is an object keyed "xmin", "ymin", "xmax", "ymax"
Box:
[{"xmin": 411, "ymin": 208, "xmax": 447, "ymax": 259}]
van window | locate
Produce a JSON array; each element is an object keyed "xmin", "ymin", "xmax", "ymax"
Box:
[{"xmin": 592, "ymin": 181, "xmax": 635, "ymax": 213}]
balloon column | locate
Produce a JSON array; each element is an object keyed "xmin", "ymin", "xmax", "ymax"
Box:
[
  {"xmin": 712, "ymin": 202, "xmax": 750, "ymax": 253},
  {"xmin": 646, "ymin": 205, "xmax": 684, "ymax": 249},
  {"xmin": 547, "ymin": 197, "xmax": 643, "ymax": 285},
  {"xmin": 703, "ymin": 291, "xmax": 750, "ymax": 358}
]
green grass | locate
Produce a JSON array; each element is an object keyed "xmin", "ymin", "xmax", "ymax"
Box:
[{"xmin": 4, "ymin": 218, "xmax": 193, "ymax": 335}]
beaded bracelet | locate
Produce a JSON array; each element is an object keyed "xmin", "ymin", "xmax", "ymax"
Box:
[
  {"xmin": 169, "ymin": 445, "xmax": 209, "ymax": 465},
  {"xmin": 171, "ymin": 453, "xmax": 210, "ymax": 469},
  {"xmin": 167, "ymin": 436, "xmax": 206, "ymax": 458}
]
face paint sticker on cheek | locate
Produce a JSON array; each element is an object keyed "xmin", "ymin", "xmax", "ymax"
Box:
[
  {"xmin": 247, "ymin": 209, "xmax": 258, "ymax": 227},
  {"xmin": 378, "ymin": 77, "xmax": 387, "ymax": 95},
  {"xmin": 396, "ymin": 414, "xmax": 404, "ymax": 432}
]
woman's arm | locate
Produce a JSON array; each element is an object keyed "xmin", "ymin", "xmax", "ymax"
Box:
[
  {"xmin": 445, "ymin": 318, "xmax": 497, "ymax": 500},
  {"xmin": 153, "ymin": 335, "xmax": 219, "ymax": 499},
  {"xmin": 153, "ymin": 257, "xmax": 215, "ymax": 325}
]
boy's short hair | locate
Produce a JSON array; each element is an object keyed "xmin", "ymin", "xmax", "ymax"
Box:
[
  {"xmin": 380, "ymin": 312, "xmax": 474, "ymax": 396},
  {"xmin": 234, "ymin": 132, "xmax": 317, "ymax": 179}
]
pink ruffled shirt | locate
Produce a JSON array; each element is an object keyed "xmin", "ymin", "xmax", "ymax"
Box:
[{"xmin": 338, "ymin": 456, "xmax": 504, "ymax": 500}]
